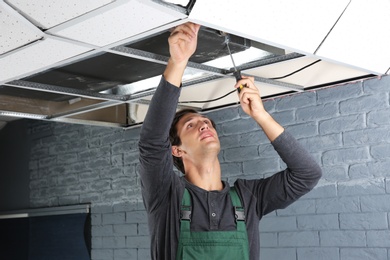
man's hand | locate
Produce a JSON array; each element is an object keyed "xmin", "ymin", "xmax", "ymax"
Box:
[
  {"xmin": 164, "ymin": 23, "xmax": 200, "ymax": 87},
  {"xmin": 236, "ymin": 76, "xmax": 284, "ymax": 141}
]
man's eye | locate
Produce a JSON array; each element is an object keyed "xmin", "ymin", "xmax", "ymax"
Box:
[{"xmin": 187, "ymin": 123, "xmax": 192, "ymax": 128}]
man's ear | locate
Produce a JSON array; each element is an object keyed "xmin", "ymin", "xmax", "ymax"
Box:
[{"xmin": 172, "ymin": 146, "xmax": 183, "ymax": 158}]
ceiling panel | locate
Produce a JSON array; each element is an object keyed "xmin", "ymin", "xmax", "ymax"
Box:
[
  {"xmin": 189, "ymin": 0, "xmax": 350, "ymax": 54},
  {"xmin": 0, "ymin": 0, "xmax": 381, "ymax": 129},
  {"xmin": 49, "ymin": 0, "xmax": 187, "ymax": 47},
  {"xmin": 0, "ymin": 38, "xmax": 92, "ymax": 83},
  {"xmin": 316, "ymin": 0, "xmax": 390, "ymax": 74},
  {"xmin": 5, "ymin": 0, "xmax": 114, "ymax": 29},
  {"xmin": 0, "ymin": 1, "xmax": 43, "ymax": 55}
]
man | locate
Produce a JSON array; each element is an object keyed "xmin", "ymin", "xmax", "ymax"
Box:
[{"xmin": 138, "ymin": 22, "xmax": 321, "ymax": 260}]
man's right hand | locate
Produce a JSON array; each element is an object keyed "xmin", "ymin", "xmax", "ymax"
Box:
[{"xmin": 164, "ymin": 23, "xmax": 200, "ymax": 87}]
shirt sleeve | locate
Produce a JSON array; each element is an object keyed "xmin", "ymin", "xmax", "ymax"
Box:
[
  {"xmin": 138, "ymin": 76, "xmax": 181, "ymax": 213},
  {"xmin": 236, "ymin": 130, "xmax": 322, "ymax": 217}
]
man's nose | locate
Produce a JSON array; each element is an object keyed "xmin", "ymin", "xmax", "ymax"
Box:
[{"xmin": 199, "ymin": 122, "xmax": 209, "ymax": 131}]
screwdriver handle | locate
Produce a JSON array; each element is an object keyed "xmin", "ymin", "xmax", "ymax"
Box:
[{"xmin": 233, "ymin": 70, "xmax": 246, "ymax": 93}]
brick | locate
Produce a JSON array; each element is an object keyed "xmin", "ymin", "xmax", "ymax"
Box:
[
  {"xmin": 349, "ymin": 164, "xmax": 373, "ymax": 179},
  {"xmin": 367, "ymin": 161, "xmax": 390, "ymax": 178},
  {"xmin": 319, "ymin": 114, "xmax": 365, "ymax": 135},
  {"xmin": 260, "ymin": 248, "xmax": 296, "ymax": 260},
  {"xmin": 80, "ymin": 192, "xmax": 101, "ymax": 203},
  {"xmin": 221, "ymin": 118, "xmax": 259, "ymax": 135},
  {"xmin": 316, "ymin": 197, "xmax": 360, "ymax": 214},
  {"xmin": 219, "ymin": 134, "xmax": 240, "ymax": 148},
  {"xmin": 320, "ymin": 231, "xmax": 366, "ymax": 247},
  {"xmin": 300, "ymin": 134, "xmax": 342, "ymax": 154},
  {"xmin": 239, "ymin": 130, "xmax": 268, "ymax": 146},
  {"xmin": 338, "ymin": 178, "xmax": 385, "ymax": 196},
  {"xmin": 322, "ymin": 165, "xmax": 349, "ymax": 181},
  {"xmin": 102, "ymin": 236, "xmax": 126, "ymax": 248},
  {"xmin": 344, "ymin": 127, "xmax": 390, "ymax": 146},
  {"xmin": 361, "ymin": 194, "xmax": 390, "ymax": 212},
  {"xmin": 340, "ymin": 93, "xmax": 388, "ymax": 115},
  {"xmin": 363, "ymin": 75, "xmax": 390, "ymax": 93},
  {"xmin": 340, "ymin": 248, "xmax": 387, "ymax": 260},
  {"xmin": 367, "ymin": 230, "xmax": 390, "ymax": 247},
  {"xmin": 297, "ymin": 248, "xmax": 339, "ymax": 260},
  {"xmin": 113, "ymin": 224, "xmax": 137, "ymax": 236},
  {"xmin": 242, "ymin": 158, "xmax": 279, "ymax": 176},
  {"xmin": 271, "ymin": 110, "xmax": 295, "ymax": 126},
  {"xmin": 220, "ymin": 162, "xmax": 241, "ymax": 176},
  {"xmin": 138, "ymin": 223, "xmax": 149, "ymax": 236},
  {"xmin": 387, "ymin": 178, "xmax": 390, "ymax": 193},
  {"xmin": 58, "ymin": 195, "xmax": 79, "ymax": 205},
  {"xmin": 340, "ymin": 212, "xmax": 388, "ymax": 230},
  {"xmin": 368, "ymin": 109, "xmax": 390, "ymax": 127},
  {"xmin": 123, "ymin": 151, "xmax": 139, "ymax": 165},
  {"xmin": 91, "ymin": 249, "xmax": 113, "ymax": 260},
  {"xmin": 275, "ymin": 91, "xmax": 316, "ymax": 111},
  {"xmin": 114, "ymin": 249, "xmax": 137, "ymax": 260},
  {"xmin": 297, "ymin": 214, "xmax": 339, "ymax": 230},
  {"xmin": 93, "ymin": 225, "xmax": 114, "ymax": 236},
  {"xmin": 317, "ymin": 82, "xmax": 362, "ymax": 104},
  {"xmin": 296, "ymin": 103, "xmax": 339, "ymax": 122},
  {"xmin": 112, "ymin": 200, "xmax": 138, "ymax": 212},
  {"xmin": 103, "ymin": 213, "xmax": 126, "ymax": 225},
  {"xmin": 279, "ymin": 231, "xmax": 319, "ymax": 246},
  {"xmin": 302, "ymin": 181, "xmax": 337, "ymax": 199},
  {"xmin": 205, "ymin": 107, "xmax": 239, "ymax": 123},
  {"xmin": 224, "ymin": 146, "xmax": 259, "ymax": 162},
  {"xmin": 276, "ymin": 199, "xmax": 316, "ymax": 216},
  {"xmin": 322, "ymin": 147, "xmax": 369, "ymax": 166},
  {"xmin": 90, "ymin": 179, "xmax": 111, "ymax": 191},
  {"xmin": 126, "ymin": 211, "xmax": 148, "ymax": 224},
  {"xmin": 126, "ymin": 236, "xmax": 150, "ymax": 248},
  {"xmin": 102, "ymin": 189, "xmax": 126, "ymax": 201},
  {"xmin": 285, "ymin": 123, "xmax": 318, "ymax": 139},
  {"xmin": 138, "ymin": 248, "xmax": 151, "ymax": 259},
  {"xmin": 371, "ymin": 144, "xmax": 390, "ymax": 160},
  {"xmin": 260, "ymin": 232, "xmax": 277, "ymax": 247},
  {"xmin": 112, "ymin": 177, "xmax": 137, "ymax": 190},
  {"xmin": 259, "ymin": 215, "xmax": 297, "ymax": 232}
]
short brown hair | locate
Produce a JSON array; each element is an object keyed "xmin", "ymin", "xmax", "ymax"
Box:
[{"xmin": 169, "ymin": 109, "xmax": 216, "ymax": 174}]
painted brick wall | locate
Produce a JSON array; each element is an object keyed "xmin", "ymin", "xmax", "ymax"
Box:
[{"xmin": 27, "ymin": 75, "xmax": 390, "ymax": 260}]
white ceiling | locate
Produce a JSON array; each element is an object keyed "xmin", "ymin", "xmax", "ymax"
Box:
[{"xmin": 0, "ymin": 0, "xmax": 389, "ymax": 129}]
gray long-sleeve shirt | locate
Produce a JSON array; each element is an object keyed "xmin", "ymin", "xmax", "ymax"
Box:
[{"xmin": 138, "ymin": 77, "xmax": 322, "ymax": 260}]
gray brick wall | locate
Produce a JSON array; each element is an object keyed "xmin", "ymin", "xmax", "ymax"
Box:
[{"xmin": 27, "ymin": 75, "xmax": 390, "ymax": 260}]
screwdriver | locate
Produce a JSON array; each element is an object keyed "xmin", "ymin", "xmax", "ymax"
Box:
[{"xmin": 226, "ymin": 40, "xmax": 246, "ymax": 93}]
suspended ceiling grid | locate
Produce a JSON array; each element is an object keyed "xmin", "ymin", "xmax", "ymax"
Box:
[{"xmin": 0, "ymin": 0, "xmax": 389, "ymax": 129}]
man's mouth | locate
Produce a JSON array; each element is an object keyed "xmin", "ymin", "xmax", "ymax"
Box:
[{"xmin": 200, "ymin": 131, "xmax": 214, "ymax": 140}]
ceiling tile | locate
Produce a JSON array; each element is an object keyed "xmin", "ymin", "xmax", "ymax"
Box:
[
  {"xmin": 0, "ymin": 2, "xmax": 43, "ymax": 55},
  {"xmin": 0, "ymin": 38, "xmax": 92, "ymax": 82},
  {"xmin": 6, "ymin": 0, "xmax": 114, "ymax": 29},
  {"xmin": 50, "ymin": 0, "xmax": 186, "ymax": 47},
  {"xmin": 316, "ymin": 0, "xmax": 390, "ymax": 74}
]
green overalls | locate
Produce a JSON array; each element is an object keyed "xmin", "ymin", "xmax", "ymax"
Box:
[{"xmin": 176, "ymin": 187, "xmax": 250, "ymax": 260}]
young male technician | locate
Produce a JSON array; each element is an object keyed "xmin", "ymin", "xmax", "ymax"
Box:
[{"xmin": 138, "ymin": 23, "xmax": 322, "ymax": 260}]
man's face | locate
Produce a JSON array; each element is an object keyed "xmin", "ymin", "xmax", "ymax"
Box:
[{"xmin": 174, "ymin": 113, "xmax": 220, "ymax": 159}]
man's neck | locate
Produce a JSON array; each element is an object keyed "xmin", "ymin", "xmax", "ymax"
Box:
[{"xmin": 184, "ymin": 158, "xmax": 223, "ymax": 191}]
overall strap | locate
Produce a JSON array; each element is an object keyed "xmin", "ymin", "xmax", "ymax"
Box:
[
  {"xmin": 229, "ymin": 187, "xmax": 246, "ymax": 223},
  {"xmin": 180, "ymin": 188, "xmax": 192, "ymax": 221}
]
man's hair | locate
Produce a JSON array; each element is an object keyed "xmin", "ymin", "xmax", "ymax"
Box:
[{"xmin": 169, "ymin": 109, "xmax": 216, "ymax": 174}]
